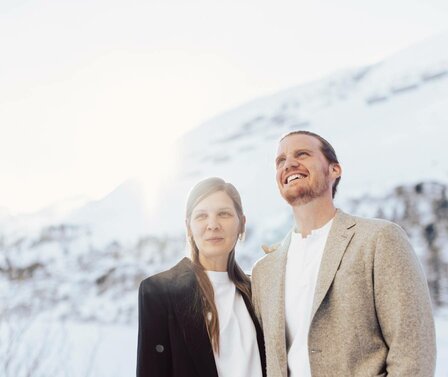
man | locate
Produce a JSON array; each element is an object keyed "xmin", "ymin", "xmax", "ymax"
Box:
[{"xmin": 252, "ymin": 130, "xmax": 436, "ymax": 377}]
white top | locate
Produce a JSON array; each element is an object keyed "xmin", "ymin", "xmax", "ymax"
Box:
[
  {"xmin": 285, "ymin": 218, "xmax": 334, "ymax": 377},
  {"xmin": 206, "ymin": 271, "xmax": 263, "ymax": 377}
]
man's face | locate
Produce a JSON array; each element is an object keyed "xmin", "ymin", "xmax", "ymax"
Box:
[{"xmin": 275, "ymin": 134, "xmax": 339, "ymax": 206}]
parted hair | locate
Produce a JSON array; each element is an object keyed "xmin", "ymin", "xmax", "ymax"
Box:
[{"xmin": 185, "ymin": 177, "xmax": 251, "ymax": 353}]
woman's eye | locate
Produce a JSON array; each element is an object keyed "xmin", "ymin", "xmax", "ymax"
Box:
[
  {"xmin": 195, "ymin": 214, "xmax": 206, "ymax": 220},
  {"xmin": 219, "ymin": 212, "xmax": 232, "ymax": 217}
]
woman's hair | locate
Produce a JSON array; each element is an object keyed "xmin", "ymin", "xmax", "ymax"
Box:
[{"xmin": 185, "ymin": 177, "xmax": 251, "ymax": 353}]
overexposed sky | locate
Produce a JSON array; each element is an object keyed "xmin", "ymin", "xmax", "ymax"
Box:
[{"xmin": 1, "ymin": 0, "xmax": 448, "ymax": 213}]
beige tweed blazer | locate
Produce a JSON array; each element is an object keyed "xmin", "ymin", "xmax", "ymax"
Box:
[{"xmin": 252, "ymin": 210, "xmax": 436, "ymax": 377}]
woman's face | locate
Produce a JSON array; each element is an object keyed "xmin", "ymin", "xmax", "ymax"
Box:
[{"xmin": 188, "ymin": 190, "xmax": 243, "ymax": 271}]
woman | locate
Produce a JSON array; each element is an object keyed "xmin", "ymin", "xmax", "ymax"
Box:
[{"xmin": 137, "ymin": 177, "xmax": 266, "ymax": 377}]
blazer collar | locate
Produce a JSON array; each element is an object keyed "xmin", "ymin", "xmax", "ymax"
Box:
[
  {"xmin": 169, "ymin": 258, "xmax": 267, "ymax": 377},
  {"xmin": 169, "ymin": 258, "xmax": 219, "ymax": 377},
  {"xmin": 265, "ymin": 210, "xmax": 355, "ymax": 377},
  {"xmin": 268, "ymin": 232, "xmax": 290, "ymax": 377},
  {"xmin": 310, "ymin": 209, "xmax": 356, "ymax": 321},
  {"xmin": 242, "ymin": 289, "xmax": 267, "ymax": 377}
]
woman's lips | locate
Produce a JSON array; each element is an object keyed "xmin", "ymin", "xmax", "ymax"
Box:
[{"xmin": 206, "ymin": 237, "xmax": 224, "ymax": 243}]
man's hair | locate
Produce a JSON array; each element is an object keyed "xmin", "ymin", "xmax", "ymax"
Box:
[{"xmin": 279, "ymin": 130, "xmax": 341, "ymax": 198}]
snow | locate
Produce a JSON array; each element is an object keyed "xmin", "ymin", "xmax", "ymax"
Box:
[
  {"xmin": 0, "ymin": 317, "xmax": 137, "ymax": 377},
  {"xmin": 435, "ymin": 312, "xmax": 448, "ymax": 377},
  {"xmin": 1, "ymin": 314, "xmax": 446, "ymax": 377},
  {"xmin": 67, "ymin": 179, "xmax": 154, "ymax": 247},
  {"xmin": 141, "ymin": 30, "xmax": 448, "ymax": 241},
  {"xmin": 1, "ymin": 31, "xmax": 448, "ymax": 376}
]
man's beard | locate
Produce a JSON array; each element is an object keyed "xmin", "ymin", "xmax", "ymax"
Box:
[{"xmin": 282, "ymin": 169, "xmax": 330, "ymax": 206}]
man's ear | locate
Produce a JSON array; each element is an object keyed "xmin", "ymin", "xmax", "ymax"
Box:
[{"xmin": 331, "ymin": 163, "xmax": 342, "ymax": 179}]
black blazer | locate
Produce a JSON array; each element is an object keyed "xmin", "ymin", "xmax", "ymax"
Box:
[{"xmin": 137, "ymin": 257, "xmax": 266, "ymax": 377}]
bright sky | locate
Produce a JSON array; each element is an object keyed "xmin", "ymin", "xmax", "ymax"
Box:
[{"xmin": 1, "ymin": 0, "xmax": 448, "ymax": 214}]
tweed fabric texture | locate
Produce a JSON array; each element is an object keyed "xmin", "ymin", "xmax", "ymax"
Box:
[{"xmin": 252, "ymin": 210, "xmax": 436, "ymax": 377}]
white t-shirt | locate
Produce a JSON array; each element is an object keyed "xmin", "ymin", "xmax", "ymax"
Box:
[
  {"xmin": 206, "ymin": 271, "xmax": 263, "ymax": 377},
  {"xmin": 285, "ymin": 219, "xmax": 334, "ymax": 377}
]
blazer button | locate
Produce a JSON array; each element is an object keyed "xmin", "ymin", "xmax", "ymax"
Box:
[
  {"xmin": 155, "ymin": 344, "xmax": 164, "ymax": 353},
  {"xmin": 310, "ymin": 349, "xmax": 322, "ymax": 354}
]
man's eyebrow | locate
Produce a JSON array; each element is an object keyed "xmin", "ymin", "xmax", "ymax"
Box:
[
  {"xmin": 275, "ymin": 148, "xmax": 313, "ymax": 164},
  {"xmin": 275, "ymin": 153, "xmax": 286, "ymax": 164},
  {"xmin": 294, "ymin": 148, "xmax": 312, "ymax": 153}
]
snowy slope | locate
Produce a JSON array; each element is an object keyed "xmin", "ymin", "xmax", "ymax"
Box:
[
  {"xmin": 66, "ymin": 179, "xmax": 153, "ymax": 246},
  {"xmin": 0, "ymin": 30, "xmax": 447, "ymax": 275},
  {"xmin": 147, "ymin": 30, "xmax": 448, "ymax": 246},
  {"xmin": 2, "ymin": 31, "xmax": 448, "ymax": 249}
]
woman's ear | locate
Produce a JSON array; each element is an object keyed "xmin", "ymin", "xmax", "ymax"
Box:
[
  {"xmin": 185, "ymin": 219, "xmax": 191, "ymax": 236},
  {"xmin": 241, "ymin": 215, "xmax": 246, "ymax": 234}
]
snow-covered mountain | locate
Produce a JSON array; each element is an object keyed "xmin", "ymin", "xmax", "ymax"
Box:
[
  {"xmin": 2, "ymin": 30, "xmax": 448, "ymax": 323},
  {"xmin": 4, "ymin": 30, "xmax": 448, "ymax": 251},
  {"xmin": 2, "ymin": 29, "xmax": 448, "ymax": 377},
  {"xmin": 147, "ymin": 30, "xmax": 448, "ymax": 244},
  {"xmin": 66, "ymin": 179, "xmax": 154, "ymax": 246}
]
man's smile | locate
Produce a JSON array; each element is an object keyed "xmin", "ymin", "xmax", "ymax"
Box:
[{"xmin": 284, "ymin": 172, "xmax": 308, "ymax": 184}]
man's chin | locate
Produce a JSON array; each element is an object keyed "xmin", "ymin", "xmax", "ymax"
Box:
[{"xmin": 282, "ymin": 189, "xmax": 314, "ymax": 206}]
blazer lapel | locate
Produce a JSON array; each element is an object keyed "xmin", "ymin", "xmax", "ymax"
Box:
[
  {"xmin": 311, "ymin": 210, "xmax": 356, "ymax": 321},
  {"xmin": 242, "ymin": 291, "xmax": 267, "ymax": 377},
  {"xmin": 268, "ymin": 232, "xmax": 290, "ymax": 376},
  {"xmin": 170, "ymin": 258, "xmax": 218, "ymax": 377}
]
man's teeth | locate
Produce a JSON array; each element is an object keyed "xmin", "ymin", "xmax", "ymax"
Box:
[{"xmin": 286, "ymin": 174, "xmax": 305, "ymax": 184}]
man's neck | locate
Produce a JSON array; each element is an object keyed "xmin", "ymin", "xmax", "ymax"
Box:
[{"xmin": 292, "ymin": 197, "xmax": 336, "ymax": 237}]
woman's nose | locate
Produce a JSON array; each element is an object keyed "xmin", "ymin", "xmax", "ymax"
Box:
[{"xmin": 207, "ymin": 217, "xmax": 220, "ymax": 230}]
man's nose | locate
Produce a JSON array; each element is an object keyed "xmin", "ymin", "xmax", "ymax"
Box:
[{"xmin": 284, "ymin": 155, "xmax": 299, "ymax": 170}]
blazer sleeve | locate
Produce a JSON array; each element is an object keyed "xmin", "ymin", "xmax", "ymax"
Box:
[
  {"xmin": 373, "ymin": 223, "xmax": 436, "ymax": 377},
  {"xmin": 137, "ymin": 278, "xmax": 172, "ymax": 377}
]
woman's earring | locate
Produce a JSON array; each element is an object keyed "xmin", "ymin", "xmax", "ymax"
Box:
[{"xmin": 238, "ymin": 232, "xmax": 245, "ymax": 242}]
